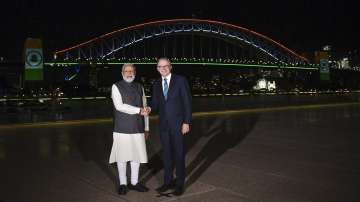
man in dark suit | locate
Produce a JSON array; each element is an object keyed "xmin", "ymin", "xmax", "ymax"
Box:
[{"xmin": 150, "ymin": 57, "xmax": 192, "ymax": 196}]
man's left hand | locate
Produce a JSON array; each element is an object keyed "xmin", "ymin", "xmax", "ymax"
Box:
[{"xmin": 181, "ymin": 124, "xmax": 190, "ymax": 135}]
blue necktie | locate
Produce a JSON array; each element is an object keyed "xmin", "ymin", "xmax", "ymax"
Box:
[{"xmin": 163, "ymin": 78, "xmax": 168, "ymax": 100}]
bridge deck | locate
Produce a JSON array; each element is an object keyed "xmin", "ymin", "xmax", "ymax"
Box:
[{"xmin": 1, "ymin": 104, "xmax": 360, "ymax": 202}]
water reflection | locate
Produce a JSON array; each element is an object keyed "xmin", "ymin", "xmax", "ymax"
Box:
[{"xmin": 1, "ymin": 94, "xmax": 358, "ymax": 124}]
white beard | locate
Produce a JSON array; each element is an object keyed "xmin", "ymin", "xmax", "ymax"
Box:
[{"xmin": 123, "ymin": 75, "xmax": 135, "ymax": 83}]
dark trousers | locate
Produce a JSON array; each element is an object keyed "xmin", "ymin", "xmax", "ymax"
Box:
[{"xmin": 160, "ymin": 125, "xmax": 185, "ymax": 187}]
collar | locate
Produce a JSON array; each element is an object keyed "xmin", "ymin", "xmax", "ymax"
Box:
[{"xmin": 162, "ymin": 73, "xmax": 172, "ymax": 82}]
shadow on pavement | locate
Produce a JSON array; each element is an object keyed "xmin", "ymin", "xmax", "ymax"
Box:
[{"xmin": 141, "ymin": 113, "xmax": 258, "ymax": 188}]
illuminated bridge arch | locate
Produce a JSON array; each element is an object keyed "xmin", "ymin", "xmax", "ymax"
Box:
[{"xmin": 54, "ymin": 19, "xmax": 308, "ymax": 64}]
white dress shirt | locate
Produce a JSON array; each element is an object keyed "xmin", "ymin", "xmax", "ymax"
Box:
[{"xmin": 162, "ymin": 73, "xmax": 172, "ymax": 92}]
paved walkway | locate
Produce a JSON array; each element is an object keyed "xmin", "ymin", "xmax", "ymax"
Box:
[{"xmin": 1, "ymin": 103, "xmax": 360, "ymax": 201}]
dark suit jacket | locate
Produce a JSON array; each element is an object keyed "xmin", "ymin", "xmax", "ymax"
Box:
[{"xmin": 151, "ymin": 74, "xmax": 192, "ymax": 132}]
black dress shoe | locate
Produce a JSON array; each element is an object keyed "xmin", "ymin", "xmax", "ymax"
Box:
[
  {"xmin": 128, "ymin": 183, "xmax": 149, "ymax": 192},
  {"xmin": 156, "ymin": 183, "xmax": 175, "ymax": 193},
  {"xmin": 118, "ymin": 185, "xmax": 128, "ymax": 195},
  {"xmin": 172, "ymin": 186, "xmax": 184, "ymax": 196}
]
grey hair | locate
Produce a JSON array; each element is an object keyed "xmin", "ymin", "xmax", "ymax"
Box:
[
  {"xmin": 122, "ymin": 63, "xmax": 136, "ymax": 73},
  {"xmin": 157, "ymin": 57, "xmax": 172, "ymax": 65}
]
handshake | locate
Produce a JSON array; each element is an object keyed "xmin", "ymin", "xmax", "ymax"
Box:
[{"xmin": 139, "ymin": 106, "xmax": 151, "ymax": 116}]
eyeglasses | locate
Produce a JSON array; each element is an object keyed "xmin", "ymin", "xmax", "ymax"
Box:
[{"xmin": 157, "ymin": 65, "xmax": 170, "ymax": 69}]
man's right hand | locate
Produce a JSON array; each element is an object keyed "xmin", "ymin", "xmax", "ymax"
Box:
[
  {"xmin": 139, "ymin": 108, "xmax": 147, "ymax": 116},
  {"xmin": 144, "ymin": 107, "xmax": 151, "ymax": 114},
  {"xmin": 140, "ymin": 107, "xmax": 151, "ymax": 116}
]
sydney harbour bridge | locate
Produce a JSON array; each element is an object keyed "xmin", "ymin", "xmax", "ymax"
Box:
[{"xmin": 50, "ymin": 19, "xmax": 314, "ymax": 70}]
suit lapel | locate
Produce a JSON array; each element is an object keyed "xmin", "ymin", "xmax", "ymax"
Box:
[
  {"xmin": 167, "ymin": 74, "xmax": 176, "ymax": 98},
  {"xmin": 158, "ymin": 78, "xmax": 165, "ymax": 101}
]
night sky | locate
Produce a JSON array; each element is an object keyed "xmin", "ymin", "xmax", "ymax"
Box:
[{"xmin": 1, "ymin": 0, "xmax": 359, "ymax": 60}]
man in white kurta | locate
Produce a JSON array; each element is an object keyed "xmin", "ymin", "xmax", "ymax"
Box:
[{"xmin": 109, "ymin": 63, "xmax": 150, "ymax": 195}]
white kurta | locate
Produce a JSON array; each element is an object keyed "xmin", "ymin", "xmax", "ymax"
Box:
[{"xmin": 109, "ymin": 84, "xmax": 149, "ymax": 164}]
